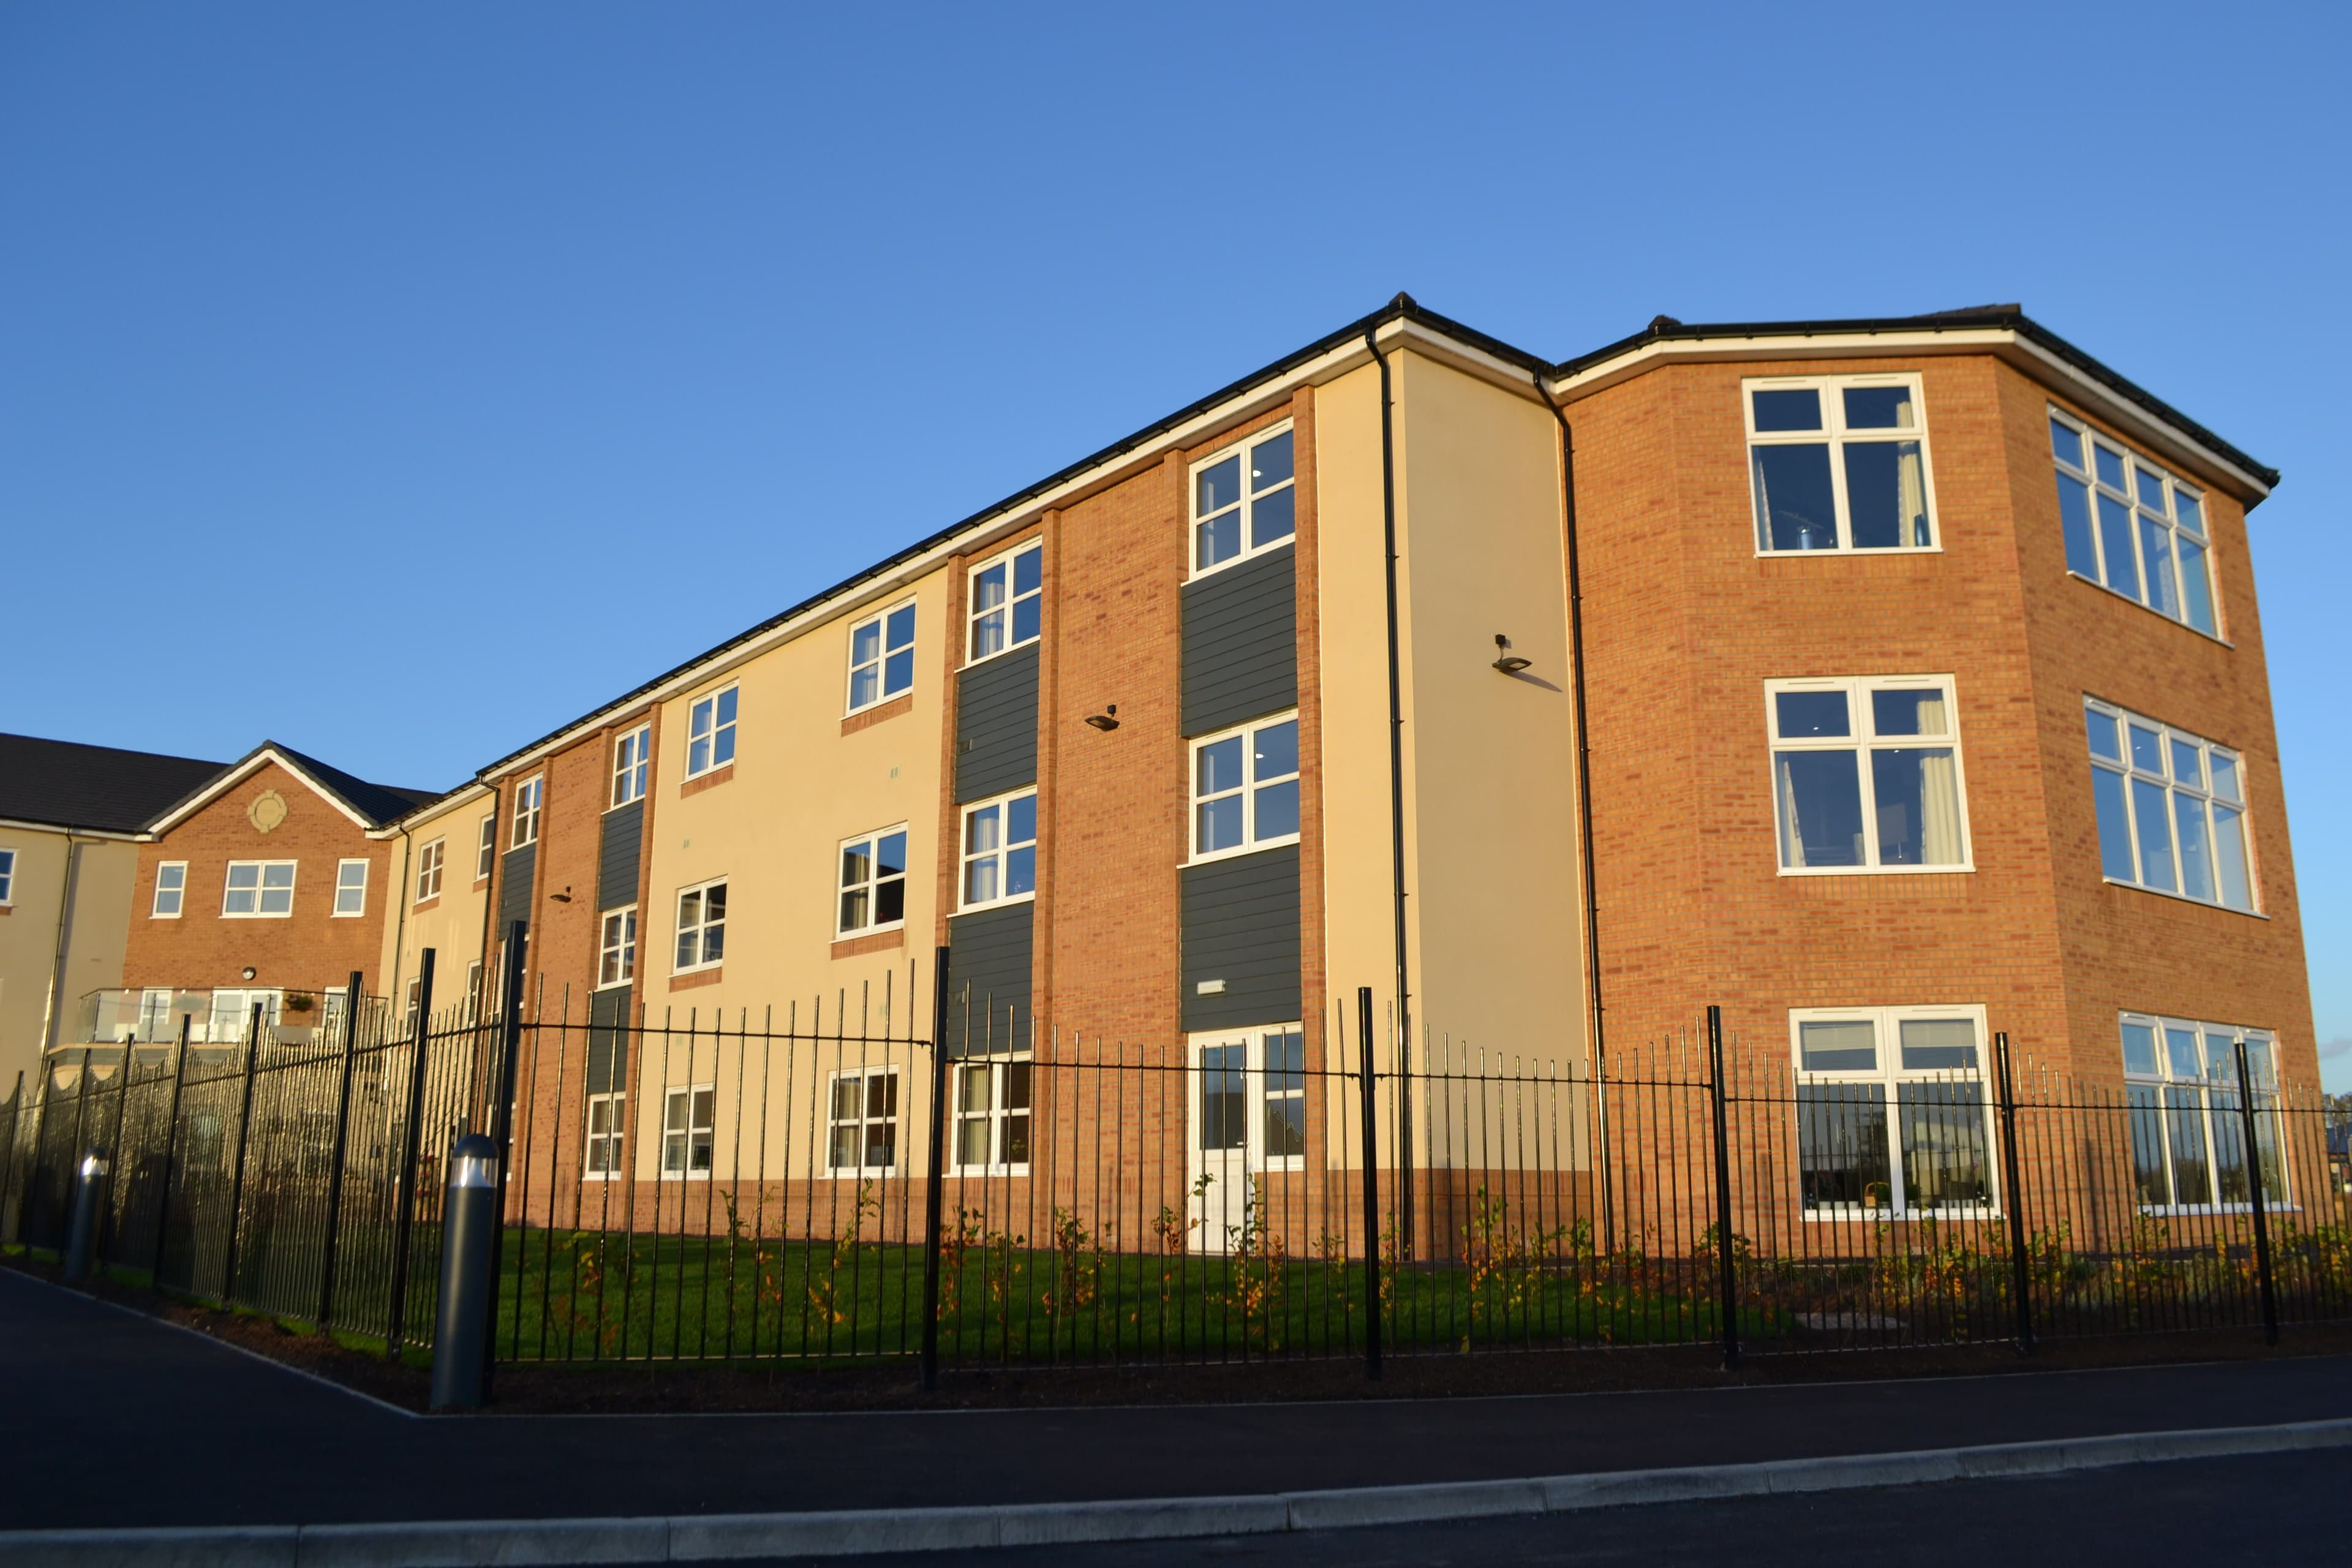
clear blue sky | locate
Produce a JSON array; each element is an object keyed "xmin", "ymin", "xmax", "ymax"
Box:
[{"xmin": 3, "ymin": 4, "xmax": 2343, "ymax": 1078}]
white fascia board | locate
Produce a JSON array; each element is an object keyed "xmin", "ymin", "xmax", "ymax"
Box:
[
  {"xmin": 367, "ymin": 780, "xmax": 494, "ymax": 841},
  {"xmin": 0, "ymin": 818, "xmax": 142, "ymax": 842},
  {"xmin": 1543, "ymin": 328, "xmax": 2270, "ymax": 503},
  {"xmin": 145, "ymin": 748, "xmax": 377, "ymax": 837}
]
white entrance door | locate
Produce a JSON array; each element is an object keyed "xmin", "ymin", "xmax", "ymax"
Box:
[{"xmin": 1187, "ymin": 1027, "xmax": 1306, "ymax": 1254}]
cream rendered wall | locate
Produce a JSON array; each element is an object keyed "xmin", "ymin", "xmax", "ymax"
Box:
[
  {"xmin": 379, "ymin": 790, "xmax": 492, "ymax": 1021},
  {"xmin": 0, "ymin": 829, "xmax": 137, "ymax": 1087}
]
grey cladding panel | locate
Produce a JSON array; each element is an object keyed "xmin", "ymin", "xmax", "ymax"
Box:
[
  {"xmin": 587, "ymin": 986, "xmax": 631, "ymax": 1095},
  {"xmin": 498, "ymin": 844, "xmax": 535, "ymax": 933},
  {"xmin": 946, "ymin": 903, "xmax": 1033, "ymax": 1055},
  {"xmin": 956, "ymin": 643, "xmax": 1039, "ymax": 803},
  {"xmin": 1182, "ymin": 545, "xmax": 1297, "ymax": 737},
  {"xmin": 598, "ymin": 801, "xmax": 643, "ymax": 911},
  {"xmin": 1180, "ymin": 845, "xmax": 1302, "ymax": 1031}
]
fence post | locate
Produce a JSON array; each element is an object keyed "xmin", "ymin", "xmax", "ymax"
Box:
[
  {"xmin": 1706, "ymin": 1005, "xmax": 1738, "ymax": 1370},
  {"xmin": 315, "ymin": 971, "xmax": 365, "ymax": 1329},
  {"xmin": 217, "ymin": 1009, "xmax": 265, "ymax": 1302},
  {"xmin": 2234, "ymin": 1036, "xmax": 2278, "ymax": 1346},
  {"xmin": 1357, "ymin": 986, "xmax": 1382, "ymax": 1382},
  {"xmin": 149, "ymin": 1015, "xmax": 194, "ymax": 1286},
  {"xmin": 1994, "ymin": 1031, "xmax": 2034, "ymax": 1355},
  {"xmin": 920, "ymin": 945, "xmax": 952, "ymax": 1393},
  {"xmin": 477, "ymin": 923, "xmax": 530, "ymax": 1401},
  {"xmin": 385, "ymin": 949, "xmax": 437, "ymax": 1359}
]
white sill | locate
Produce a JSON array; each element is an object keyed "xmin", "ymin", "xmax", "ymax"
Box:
[
  {"xmin": 1777, "ymin": 861, "xmax": 1973, "ymax": 878},
  {"xmin": 1754, "ymin": 543, "xmax": 1943, "ymax": 559},
  {"xmin": 960, "ymin": 635, "xmax": 1041, "ymax": 673},
  {"xmin": 671, "ymin": 962, "xmax": 722, "ymax": 978},
  {"xmin": 221, "ymin": 910, "xmax": 295, "ymax": 919},
  {"xmin": 151, "ymin": 911, "xmax": 183, "ymax": 921},
  {"xmin": 658, "ymin": 1172, "xmax": 714, "ymax": 1183},
  {"xmin": 2065, "ymin": 570, "xmax": 2232, "ymax": 646},
  {"xmin": 837, "ymin": 919, "xmax": 910, "ymax": 940},
  {"xmin": 955, "ymin": 892, "xmax": 1036, "ymax": 916},
  {"xmin": 952, "ymin": 1165, "xmax": 1034, "ymax": 1178},
  {"xmin": 331, "ymin": 911, "xmax": 366, "ymax": 919},
  {"xmin": 594, "ymin": 979, "xmax": 634, "ymax": 992},
  {"xmin": 843, "ymin": 689, "xmax": 915, "ymax": 720},
  {"xmin": 2099, "ymin": 875, "xmax": 2267, "ymax": 919},
  {"xmin": 2137, "ymin": 1204, "xmax": 2299, "ymax": 1218},
  {"xmin": 605, "ymin": 797, "xmax": 646, "ymax": 814},
  {"xmin": 824, "ymin": 1167, "xmax": 899, "ymax": 1181},
  {"xmin": 1187, "ymin": 835, "xmax": 1303, "ymax": 869},
  {"xmin": 1802, "ymin": 1206, "xmax": 2000, "ymax": 1222},
  {"xmin": 1185, "ymin": 535, "xmax": 1297, "ymax": 585},
  {"xmin": 680, "ymin": 763, "xmax": 732, "ymax": 783}
]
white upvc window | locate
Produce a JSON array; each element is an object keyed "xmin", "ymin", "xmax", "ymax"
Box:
[
  {"xmin": 1792, "ymin": 1006, "xmax": 1994, "ymax": 1217},
  {"xmin": 205, "ymin": 987, "xmax": 282, "ymax": 1044},
  {"xmin": 415, "ymin": 839, "xmax": 444, "ymax": 903},
  {"xmin": 1189, "ymin": 712, "xmax": 1301, "ymax": 862},
  {"xmin": 511, "ymin": 777, "xmax": 543, "ymax": 848},
  {"xmin": 686, "ymin": 687, "xmax": 738, "ymax": 778},
  {"xmin": 952, "ymin": 1055, "xmax": 1033, "ymax": 1173},
  {"xmin": 463, "ymin": 960, "xmax": 484, "ymax": 1025},
  {"xmin": 959, "ymin": 791, "xmax": 1036, "ymax": 910},
  {"xmin": 600, "ymin": 907, "xmax": 637, "ymax": 988},
  {"xmin": 967, "ymin": 541, "xmax": 1042, "ymax": 663},
  {"xmin": 475, "ymin": 815, "xmax": 496, "ymax": 880},
  {"xmin": 329, "ymin": 860, "xmax": 366, "ymax": 918},
  {"xmin": 1767, "ymin": 676, "xmax": 1970, "ymax": 873},
  {"xmin": 2048, "ymin": 411, "xmax": 2218, "ymax": 638},
  {"xmin": 827, "ymin": 1067, "xmax": 900, "ymax": 1174},
  {"xmin": 223, "ymin": 860, "xmax": 297, "ymax": 918},
  {"xmin": 612, "ymin": 724, "xmax": 652, "ymax": 807},
  {"xmin": 1746, "ymin": 375, "xmax": 1937, "ymax": 554},
  {"xmin": 152, "ymin": 861, "xmax": 187, "ymax": 918},
  {"xmin": 661, "ymin": 1084, "xmax": 715, "ymax": 1178},
  {"xmin": 838, "ymin": 826, "xmax": 908, "ymax": 935},
  {"xmin": 674, "ymin": 878, "xmax": 726, "ymax": 972},
  {"xmin": 584, "ymin": 1092, "xmax": 626, "ymax": 1178},
  {"xmin": 0, "ymin": 847, "xmax": 13, "ymax": 904},
  {"xmin": 2120, "ymin": 1015, "xmax": 2283, "ymax": 1211},
  {"xmin": 1190, "ymin": 423, "xmax": 1297, "ymax": 577},
  {"xmin": 2084, "ymin": 699, "xmax": 2255, "ymax": 912},
  {"xmin": 848, "ymin": 600, "xmax": 918, "ymax": 712}
]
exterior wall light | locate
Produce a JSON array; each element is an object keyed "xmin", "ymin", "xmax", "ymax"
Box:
[
  {"xmin": 1492, "ymin": 634, "xmax": 1532, "ymax": 675},
  {"xmin": 241, "ymin": 966, "xmax": 258, "ymax": 981},
  {"xmin": 1085, "ymin": 704, "xmax": 1120, "ymax": 731}
]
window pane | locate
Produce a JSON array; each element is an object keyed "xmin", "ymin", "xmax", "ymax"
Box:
[
  {"xmin": 2212, "ymin": 804, "xmax": 2252, "ymax": 910},
  {"xmin": 2139, "ymin": 516, "xmax": 2179, "ymax": 619},
  {"xmin": 956, "ymin": 1118, "xmax": 990, "ymax": 1167},
  {"xmin": 2135, "ymin": 469, "xmax": 2168, "ymax": 516},
  {"xmin": 876, "ymin": 875, "xmax": 906, "ymax": 924},
  {"xmin": 886, "ymin": 604, "xmax": 916, "ymax": 648},
  {"xmin": 1871, "ymin": 747, "xmax": 1964, "ymax": 865},
  {"xmin": 1899, "ymin": 1083, "xmax": 1991, "ymax": 1210},
  {"xmin": 1254, "ymin": 719, "xmax": 1298, "ymax": 780},
  {"xmin": 1843, "ymin": 385, "xmax": 1915, "ymax": 429},
  {"xmin": 2209, "ymin": 752, "xmax": 2239, "ymax": 802},
  {"xmin": 971, "ymin": 564, "xmax": 1006, "ymax": 613},
  {"xmin": 716, "ymin": 688, "xmax": 736, "ymax": 725},
  {"xmin": 970, "ymin": 608, "xmax": 1005, "ymax": 661},
  {"xmin": 2057, "ymin": 473, "xmax": 2100, "ymax": 576},
  {"xmin": 851, "ymin": 620, "xmax": 881, "ymax": 666},
  {"xmin": 1775, "ymin": 690, "xmax": 1850, "ymax": 738},
  {"xmin": 2092, "ymin": 767, "xmax": 2136, "ymax": 880},
  {"xmin": 1264, "ymin": 1091, "xmax": 1306, "ymax": 1159},
  {"xmin": 1254, "ymin": 778, "xmax": 1300, "ymax": 840},
  {"xmin": 2120, "ymin": 1020, "xmax": 2160, "ymax": 1077},
  {"xmin": 1197, "ymin": 736, "xmax": 1245, "ymax": 796},
  {"xmin": 1199, "ymin": 795, "xmax": 1244, "ymax": 853},
  {"xmin": 2165, "ymin": 1025, "xmax": 2202, "ymax": 1080},
  {"xmin": 1798, "ymin": 1084, "xmax": 1890, "ymax": 1210},
  {"xmin": 2097, "ymin": 494, "xmax": 2140, "ymax": 598},
  {"xmin": 878, "ymin": 831, "xmax": 907, "ymax": 876},
  {"xmin": 1251, "ymin": 431, "xmax": 1294, "ymax": 490},
  {"xmin": 1249, "ymin": 483, "xmax": 1295, "ymax": 548},
  {"xmin": 1199, "ymin": 1045, "xmax": 1246, "ymax": 1150},
  {"xmin": 701, "ymin": 921, "xmax": 723, "ymax": 963},
  {"xmin": 690, "ymin": 699, "xmax": 712, "ymax": 739},
  {"xmin": 965, "ymin": 805, "xmax": 999, "ymax": 854},
  {"xmin": 1898, "ymin": 1018, "xmax": 1978, "ymax": 1071},
  {"xmin": 1007, "ymin": 794, "xmax": 1036, "ymax": 845},
  {"xmin": 1775, "ymin": 750, "xmax": 1865, "ymax": 868},
  {"xmin": 963, "ymin": 858, "xmax": 1000, "ymax": 905},
  {"xmin": 2094, "ymin": 444, "xmax": 2126, "ymax": 491},
  {"xmin": 2131, "ymin": 777, "xmax": 2175, "ymax": 891},
  {"xmin": 1197, "ymin": 456, "xmax": 1242, "ymax": 517},
  {"xmin": 1752, "ymin": 388, "xmax": 1822, "ymax": 431},
  {"xmin": 2209, "ymin": 1087, "xmax": 2251, "ymax": 1203},
  {"xmin": 1196, "ymin": 509, "xmax": 1241, "ymax": 570},
  {"xmin": 2177, "ymin": 538, "xmax": 2215, "ymax": 634},
  {"xmin": 2128, "ymin": 724, "xmax": 2164, "ymax": 774},
  {"xmin": 883, "ymin": 647, "xmax": 914, "ymax": 695},
  {"xmin": 2165, "ymin": 1085, "xmax": 2210, "ymax": 1205},
  {"xmin": 1014, "ymin": 546, "xmax": 1041, "ymax": 597},
  {"xmin": 2049, "ymin": 417, "xmax": 2083, "ymax": 469},
  {"xmin": 840, "ymin": 886, "xmax": 869, "ymax": 931},
  {"xmin": 842, "ymin": 842, "xmax": 872, "ymax": 887},
  {"xmin": 1752, "ymin": 443, "xmax": 1838, "ymax": 551},
  {"xmin": 2127, "ymin": 1085, "xmax": 2168, "ymax": 1204},
  {"xmin": 1871, "ymin": 688, "xmax": 1947, "ymax": 737},
  {"xmin": 849, "ymin": 666, "xmax": 878, "ymax": 709},
  {"xmin": 2086, "ymin": 709, "xmax": 2121, "ymax": 761},
  {"xmin": 2168, "ymin": 739, "xmax": 2201, "ymax": 788},
  {"xmin": 2174, "ymin": 490, "xmax": 2204, "ymax": 537},
  {"xmin": 1005, "ymin": 844, "xmax": 1035, "ymax": 897},
  {"xmin": 1012, "ymin": 594, "xmax": 1040, "ymax": 645},
  {"xmin": 1798, "ymin": 1019, "xmax": 1877, "ymax": 1072},
  {"xmin": 1841, "ymin": 440, "xmax": 1929, "ymax": 548}
]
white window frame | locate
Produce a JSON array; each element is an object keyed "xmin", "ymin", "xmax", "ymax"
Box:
[
  {"xmin": 511, "ymin": 777, "xmax": 543, "ymax": 849},
  {"xmin": 959, "ymin": 790, "xmax": 1037, "ymax": 912},
  {"xmin": 331, "ymin": 859, "xmax": 369, "ymax": 918},
  {"xmin": 1766, "ymin": 676, "xmax": 1973, "ymax": 876},
  {"xmin": 0, "ymin": 846, "xmax": 13, "ymax": 905},
  {"xmin": 951, "ymin": 1054, "xmax": 1033, "ymax": 1174},
  {"xmin": 2119, "ymin": 1014, "xmax": 2285, "ymax": 1213},
  {"xmin": 414, "ymin": 839, "xmax": 444, "ymax": 904},
  {"xmin": 1188, "ymin": 710, "xmax": 1302, "ymax": 865},
  {"xmin": 1745, "ymin": 374, "xmax": 1940, "ymax": 556},
  {"xmin": 2048, "ymin": 407, "xmax": 2220, "ymax": 639},
  {"xmin": 837, "ymin": 825, "xmax": 910, "ymax": 937},
  {"xmin": 673, "ymin": 878, "xmax": 726, "ymax": 974},
  {"xmin": 475, "ymin": 815, "xmax": 496, "ymax": 881},
  {"xmin": 1790, "ymin": 1005, "xmax": 1997, "ymax": 1219},
  {"xmin": 583, "ymin": 1091, "xmax": 627, "ymax": 1180},
  {"xmin": 846, "ymin": 599, "xmax": 918, "ymax": 714},
  {"xmin": 685, "ymin": 686, "xmax": 739, "ymax": 779},
  {"xmin": 965, "ymin": 540, "xmax": 1043, "ymax": 666},
  {"xmin": 152, "ymin": 861, "xmax": 187, "ymax": 919},
  {"xmin": 463, "ymin": 960, "xmax": 484, "ymax": 1025},
  {"xmin": 2084, "ymin": 698, "xmax": 2257, "ymax": 913},
  {"xmin": 611, "ymin": 723, "xmax": 652, "ymax": 808},
  {"xmin": 222, "ymin": 859, "xmax": 298, "ymax": 918},
  {"xmin": 660, "ymin": 1083, "xmax": 716, "ymax": 1180},
  {"xmin": 205, "ymin": 987, "xmax": 282, "ymax": 1044},
  {"xmin": 599, "ymin": 905, "xmax": 637, "ymax": 989},
  {"xmin": 1188, "ymin": 420, "xmax": 1298, "ymax": 580},
  {"xmin": 826, "ymin": 1066, "xmax": 901, "ymax": 1176}
]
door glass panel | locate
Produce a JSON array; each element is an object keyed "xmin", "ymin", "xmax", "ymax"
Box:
[{"xmin": 1199, "ymin": 1045, "xmax": 1246, "ymax": 1150}]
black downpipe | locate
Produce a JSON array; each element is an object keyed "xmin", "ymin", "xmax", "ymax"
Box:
[
  {"xmin": 1363, "ymin": 322, "xmax": 1413, "ymax": 1259},
  {"xmin": 1533, "ymin": 371, "xmax": 1613, "ymax": 1252}
]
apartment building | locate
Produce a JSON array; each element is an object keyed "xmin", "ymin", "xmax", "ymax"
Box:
[{"xmin": 354, "ymin": 295, "xmax": 2308, "ymax": 1229}]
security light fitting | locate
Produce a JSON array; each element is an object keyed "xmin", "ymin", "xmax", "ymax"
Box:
[{"xmin": 1085, "ymin": 704, "xmax": 1120, "ymax": 731}]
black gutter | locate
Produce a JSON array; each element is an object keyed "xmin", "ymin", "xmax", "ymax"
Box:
[
  {"xmin": 1363, "ymin": 316, "xmax": 1414, "ymax": 1256},
  {"xmin": 1551, "ymin": 307, "xmax": 2278, "ymax": 491}
]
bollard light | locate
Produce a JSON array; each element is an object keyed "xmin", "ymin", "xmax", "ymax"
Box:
[
  {"xmin": 430, "ymin": 1133, "xmax": 502, "ymax": 1411},
  {"xmin": 64, "ymin": 1147, "xmax": 110, "ymax": 1281}
]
